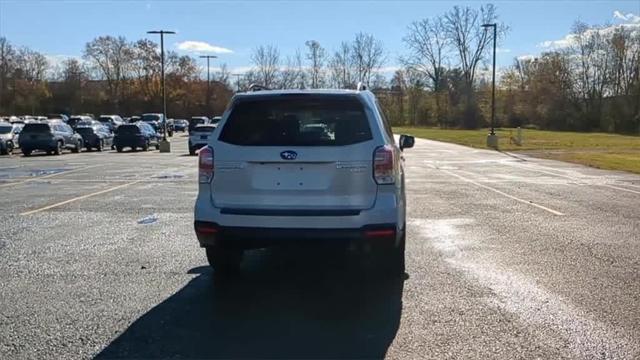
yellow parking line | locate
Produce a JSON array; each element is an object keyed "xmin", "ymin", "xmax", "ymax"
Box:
[
  {"xmin": 20, "ymin": 180, "xmax": 142, "ymax": 216},
  {"xmin": 0, "ymin": 165, "xmax": 100, "ymax": 188}
]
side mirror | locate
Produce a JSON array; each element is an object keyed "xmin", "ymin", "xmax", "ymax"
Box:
[{"xmin": 399, "ymin": 134, "xmax": 415, "ymax": 151}]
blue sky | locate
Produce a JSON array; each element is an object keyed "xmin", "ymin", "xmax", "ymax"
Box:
[{"xmin": 1, "ymin": 0, "xmax": 639, "ymax": 75}]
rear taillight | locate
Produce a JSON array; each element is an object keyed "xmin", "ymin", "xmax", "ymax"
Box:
[
  {"xmin": 373, "ymin": 145, "xmax": 396, "ymax": 185},
  {"xmin": 198, "ymin": 146, "xmax": 214, "ymax": 184}
]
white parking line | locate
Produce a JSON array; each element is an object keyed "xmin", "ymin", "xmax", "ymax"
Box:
[
  {"xmin": 0, "ymin": 165, "xmax": 99, "ymax": 188},
  {"xmin": 600, "ymin": 184, "xmax": 640, "ymax": 195},
  {"xmin": 505, "ymin": 161, "xmax": 640, "ymax": 195},
  {"xmin": 441, "ymin": 169, "xmax": 565, "ymax": 216},
  {"xmin": 20, "ymin": 180, "xmax": 142, "ymax": 216}
]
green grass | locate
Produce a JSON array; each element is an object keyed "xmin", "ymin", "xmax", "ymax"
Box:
[{"xmin": 394, "ymin": 127, "xmax": 640, "ymax": 174}]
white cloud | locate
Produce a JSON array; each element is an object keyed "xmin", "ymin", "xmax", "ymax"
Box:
[
  {"xmin": 614, "ymin": 10, "xmax": 640, "ymax": 24},
  {"xmin": 496, "ymin": 47, "xmax": 511, "ymax": 53},
  {"xmin": 176, "ymin": 41, "xmax": 233, "ymax": 54},
  {"xmin": 537, "ymin": 11, "xmax": 640, "ymax": 50},
  {"xmin": 516, "ymin": 54, "xmax": 536, "ymax": 62}
]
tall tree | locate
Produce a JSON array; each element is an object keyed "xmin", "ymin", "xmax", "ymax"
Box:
[
  {"xmin": 402, "ymin": 16, "xmax": 449, "ymax": 127},
  {"xmin": 305, "ymin": 40, "xmax": 326, "ymax": 88},
  {"xmin": 443, "ymin": 4, "xmax": 502, "ymax": 128},
  {"xmin": 83, "ymin": 36, "xmax": 132, "ymax": 111},
  {"xmin": 250, "ymin": 45, "xmax": 280, "ymax": 88},
  {"xmin": 329, "ymin": 42, "xmax": 354, "ymax": 88},
  {"xmin": 351, "ymin": 33, "xmax": 385, "ymax": 87}
]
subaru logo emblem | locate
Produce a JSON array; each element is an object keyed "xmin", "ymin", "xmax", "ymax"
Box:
[{"xmin": 280, "ymin": 150, "xmax": 297, "ymax": 160}]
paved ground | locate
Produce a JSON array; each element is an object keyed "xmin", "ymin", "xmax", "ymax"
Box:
[{"xmin": 0, "ymin": 135, "xmax": 638, "ymax": 359}]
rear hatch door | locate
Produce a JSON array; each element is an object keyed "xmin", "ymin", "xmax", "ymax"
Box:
[{"xmin": 211, "ymin": 94, "xmax": 378, "ymax": 212}]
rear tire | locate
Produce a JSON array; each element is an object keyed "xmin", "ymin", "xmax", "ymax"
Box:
[
  {"xmin": 72, "ymin": 140, "xmax": 82, "ymax": 153},
  {"xmin": 96, "ymin": 139, "xmax": 104, "ymax": 152},
  {"xmin": 155, "ymin": 143, "xmax": 160, "ymax": 150},
  {"xmin": 23, "ymin": 149, "xmax": 32, "ymax": 157},
  {"xmin": 189, "ymin": 147, "xmax": 195, "ymax": 156},
  {"xmin": 116, "ymin": 146, "xmax": 123, "ymax": 153},
  {"xmin": 206, "ymin": 246, "xmax": 243, "ymax": 276},
  {"xmin": 142, "ymin": 140, "xmax": 149, "ymax": 151},
  {"xmin": 54, "ymin": 141, "xmax": 63, "ymax": 155}
]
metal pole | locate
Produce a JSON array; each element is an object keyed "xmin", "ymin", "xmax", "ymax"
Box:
[
  {"xmin": 490, "ymin": 24, "xmax": 497, "ymax": 136},
  {"xmin": 206, "ymin": 56, "xmax": 210, "ymax": 110},
  {"xmin": 199, "ymin": 56, "xmax": 217, "ymax": 113},
  {"xmin": 232, "ymin": 73, "xmax": 243, "ymax": 92},
  {"xmin": 160, "ymin": 32, "xmax": 167, "ymax": 141}
]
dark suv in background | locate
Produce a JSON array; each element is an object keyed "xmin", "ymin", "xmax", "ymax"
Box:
[
  {"xmin": 19, "ymin": 121, "xmax": 83, "ymax": 156},
  {"xmin": 114, "ymin": 122, "xmax": 160, "ymax": 152},
  {"xmin": 76, "ymin": 124, "xmax": 114, "ymax": 151}
]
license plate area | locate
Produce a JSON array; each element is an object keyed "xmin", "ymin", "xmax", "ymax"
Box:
[{"xmin": 250, "ymin": 163, "xmax": 332, "ymax": 190}]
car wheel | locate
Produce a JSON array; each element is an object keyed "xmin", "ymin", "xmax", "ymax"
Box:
[
  {"xmin": 155, "ymin": 143, "xmax": 160, "ymax": 150},
  {"xmin": 54, "ymin": 141, "xmax": 63, "ymax": 155},
  {"xmin": 383, "ymin": 227, "xmax": 406, "ymax": 277},
  {"xmin": 116, "ymin": 146, "xmax": 123, "ymax": 153},
  {"xmin": 132, "ymin": 146, "xmax": 137, "ymax": 152},
  {"xmin": 189, "ymin": 147, "xmax": 195, "ymax": 156},
  {"xmin": 96, "ymin": 140, "xmax": 104, "ymax": 152},
  {"xmin": 72, "ymin": 140, "xmax": 82, "ymax": 153},
  {"xmin": 142, "ymin": 140, "xmax": 149, "ymax": 151},
  {"xmin": 206, "ymin": 246, "xmax": 243, "ymax": 276},
  {"xmin": 23, "ymin": 149, "xmax": 32, "ymax": 157},
  {"xmin": 6, "ymin": 141, "xmax": 13, "ymax": 155}
]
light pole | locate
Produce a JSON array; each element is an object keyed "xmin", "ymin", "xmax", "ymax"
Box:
[
  {"xmin": 199, "ymin": 55, "xmax": 217, "ymax": 113},
  {"xmin": 482, "ymin": 23, "xmax": 498, "ymax": 148},
  {"xmin": 232, "ymin": 73, "xmax": 243, "ymax": 92},
  {"xmin": 147, "ymin": 30, "xmax": 175, "ymax": 152}
]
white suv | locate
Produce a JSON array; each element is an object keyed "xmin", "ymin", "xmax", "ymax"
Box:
[{"xmin": 194, "ymin": 89, "xmax": 414, "ymax": 275}]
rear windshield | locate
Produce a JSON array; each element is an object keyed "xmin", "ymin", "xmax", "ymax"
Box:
[
  {"xmin": 22, "ymin": 123, "xmax": 51, "ymax": 133},
  {"xmin": 99, "ymin": 117, "xmax": 111, "ymax": 122},
  {"xmin": 192, "ymin": 125, "xmax": 216, "ymax": 133},
  {"xmin": 142, "ymin": 114, "xmax": 160, "ymax": 121},
  {"xmin": 219, "ymin": 96, "xmax": 372, "ymax": 146},
  {"xmin": 75, "ymin": 127, "xmax": 95, "ymax": 135},
  {"xmin": 0, "ymin": 126, "xmax": 12, "ymax": 134},
  {"xmin": 117, "ymin": 125, "xmax": 140, "ymax": 135}
]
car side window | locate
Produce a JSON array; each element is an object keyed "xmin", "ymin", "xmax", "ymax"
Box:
[{"xmin": 375, "ymin": 100, "xmax": 394, "ymax": 143}]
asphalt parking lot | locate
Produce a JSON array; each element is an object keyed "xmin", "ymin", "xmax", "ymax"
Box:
[{"xmin": 0, "ymin": 135, "xmax": 639, "ymax": 359}]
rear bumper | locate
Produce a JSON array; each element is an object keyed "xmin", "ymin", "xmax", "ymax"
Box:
[
  {"xmin": 194, "ymin": 221, "xmax": 397, "ymax": 249},
  {"xmin": 18, "ymin": 139, "xmax": 56, "ymax": 150},
  {"xmin": 114, "ymin": 137, "xmax": 146, "ymax": 147}
]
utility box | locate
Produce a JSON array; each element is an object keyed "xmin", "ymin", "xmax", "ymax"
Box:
[
  {"xmin": 487, "ymin": 133, "xmax": 499, "ymax": 149},
  {"xmin": 159, "ymin": 139, "xmax": 171, "ymax": 153}
]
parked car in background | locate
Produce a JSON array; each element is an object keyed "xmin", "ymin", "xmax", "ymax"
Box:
[
  {"xmin": 189, "ymin": 116, "xmax": 209, "ymax": 133},
  {"xmin": 188, "ymin": 124, "xmax": 216, "ymax": 155},
  {"xmin": 68, "ymin": 115, "xmax": 93, "ymax": 129},
  {"xmin": 76, "ymin": 124, "xmax": 114, "ymax": 151},
  {"xmin": 114, "ymin": 122, "xmax": 160, "ymax": 152},
  {"xmin": 19, "ymin": 121, "xmax": 83, "ymax": 156},
  {"xmin": 129, "ymin": 116, "xmax": 141, "ymax": 123},
  {"xmin": 210, "ymin": 116, "xmax": 222, "ymax": 125},
  {"xmin": 193, "ymin": 89, "xmax": 415, "ymax": 275},
  {"xmin": 11, "ymin": 123, "xmax": 23, "ymax": 147},
  {"xmin": 0, "ymin": 122, "xmax": 15, "ymax": 155},
  {"xmin": 141, "ymin": 113, "xmax": 163, "ymax": 131},
  {"xmin": 173, "ymin": 119, "xmax": 188, "ymax": 132},
  {"xmin": 98, "ymin": 115, "xmax": 124, "ymax": 132},
  {"xmin": 47, "ymin": 114, "xmax": 69, "ymax": 122}
]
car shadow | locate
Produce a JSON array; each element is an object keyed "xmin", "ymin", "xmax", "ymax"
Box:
[{"xmin": 96, "ymin": 248, "xmax": 404, "ymax": 359}]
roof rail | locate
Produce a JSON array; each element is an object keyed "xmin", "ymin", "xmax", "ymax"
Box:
[
  {"xmin": 248, "ymin": 83, "xmax": 271, "ymax": 92},
  {"xmin": 356, "ymin": 82, "xmax": 367, "ymax": 91}
]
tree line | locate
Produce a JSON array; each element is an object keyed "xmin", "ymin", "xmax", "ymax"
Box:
[{"xmin": 0, "ymin": 3, "xmax": 638, "ymax": 133}]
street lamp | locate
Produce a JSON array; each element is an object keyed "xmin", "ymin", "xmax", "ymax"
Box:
[
  {"xmin": 199, "ymin": 55, "xmax": 217, "ymax": 113},
  {"xmin": 482, "ymin": 23, "xmax": 498, "ymax": 148},
  {"xmin": 147, "ymin": 30, "xmax": 175, "ymax": 152},
  {"xmin": 232, "ymin": 73, "xmax": 243, "ymax": 92}
]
